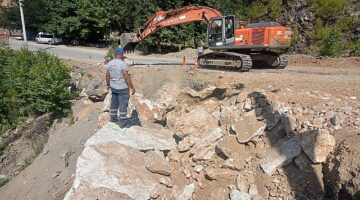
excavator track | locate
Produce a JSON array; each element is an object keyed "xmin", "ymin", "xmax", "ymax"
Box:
[
  {"xmin": 198, "ymin": 52, "xmax": 253, "ymax": 72},
  {"xmin": 277, "ymin": 54, "xmax": 288, "ymax": 69}
]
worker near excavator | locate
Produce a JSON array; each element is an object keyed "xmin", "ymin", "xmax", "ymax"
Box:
[
  {"xmin": 196, "ymin": 41, "xmax": 204, "ymax": 57},
  {"xmin": 106, "ymin": 47, "xmax": 136, "ymax": 128}
]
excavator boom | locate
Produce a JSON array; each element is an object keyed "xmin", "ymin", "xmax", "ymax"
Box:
[{"xmin": 120, "ymin": 5, "xmax": 221, "ymax": 51}]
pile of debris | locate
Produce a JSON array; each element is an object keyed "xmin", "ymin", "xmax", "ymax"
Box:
[{"xmin": 66, "ymin": 82, "xmax": 359, "ymax": 200}]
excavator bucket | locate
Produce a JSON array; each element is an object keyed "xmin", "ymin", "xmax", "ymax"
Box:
[{"xmin": 120, "ymin": 33, "xmax": 140, "ymax": 53}]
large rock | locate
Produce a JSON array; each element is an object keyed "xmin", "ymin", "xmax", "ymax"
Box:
[
  {"xmin": 130, "ymin": 93, "xmax": 166, "ymax": 125},
  {"xmin": 219, "ymin": 106, "xmax": 242, "ymax": 128},
  {"xmin": 172, "ymin": 183, "xmax": 195, "ymax": 200},
  {"xmin": 259, "ymin": 138, "xmax": 302, "ymax": 175},
  {"xmin": 205, "ymin": 168, "xmax": 237, "ymax": 181},
  {"xmin": 144, "ymin": 150, "xmax": 173, "ymax": 176},
  {"xmin": 174, "ymin": 106, "xmax": 219, "ymax": 140},
  {"xmin": 229, "ymin": 185, "xmax": 252, "ymax": 200},
  {"xmin": 300, "ymin": 130, "xmax": 336, "ymax": 163},
  {"xmin": 85, "ymin": 78, "xmax": 108, "ymax": 102},
  {"xmin": 64, "ymin": 142, "xmax": 162, "ymax": 200},
  {"xmin": 65, "ymin": 187, "xmax": 133, "ymax": 200},
  {"xmin": 102, "ymin": 91, "xmax": 112, "ymax": 112},
  {"xmin": 230, "ymin": 111, "xmax": 266, "ymax": 143},
  {"xmin": 177, "ymin": 135, "xmax": 199, "ymax": 152},
  {"xmin": 216, "ymin": 136, "xmax": 248, "ymax": 170},
  {"xmin": 98, "ymin": 112, "xmax": 110, "ymax": 128},
  {"xmin": 278, "ymin": 107, "xmax": 298, "ymax": 136},
  {"xmin": 330, "ymin": 113, "xmax": 344, "ymax": 126},
  {"xmin": 192, "ymin": 144, "xmax": 216, "ymax": 161},
  {"xmin": 191, "ymin": 128, "xmax": 223, "ymax": 151},
  {"xmin": 154, "ymin": 83, "xmax": 181, "ymax": 109},
  {"xmin": 86, "ymin": 123, "xmax": 176, "ymax": 151}
]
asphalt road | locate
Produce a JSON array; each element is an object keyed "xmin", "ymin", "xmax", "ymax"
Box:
[{"xmin": 9, "ymin": 39, "xmax": 192, "ymax": 65}]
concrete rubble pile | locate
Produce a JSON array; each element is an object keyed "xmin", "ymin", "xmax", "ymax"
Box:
[{"xmin": 65, "ymin": 83, "xmax": 359, "ymax": 200}]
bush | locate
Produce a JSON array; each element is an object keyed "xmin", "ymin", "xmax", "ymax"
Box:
[
  {"xmin": 0, "ymin": 47, "xmax": 72, "ymax": 136},
  {"xmin": 319, "ymin": 30, "xmax": 343, "ymax": 57},
  {"xmin": 247, "ymin": 2, "xmax": 267, "ymax": 21},
  {"xmin": 309, "ymin": 0, "xmax": 350, "ymax": 19},
  {"xmin": 350, "ymin": 41, "xmax": 360, "ymax": 56},
  {"xmin": 269, "ymin": 0, "xmax": 282, "ymax": 20},
  {"xmin": 105, "ymin": 42, "xmax": 118, "ymax": 62}
]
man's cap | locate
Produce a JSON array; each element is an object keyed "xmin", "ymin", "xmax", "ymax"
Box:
[{"xmin": 115, "ymin": 47, "xmax": 124, "ymax": 54}]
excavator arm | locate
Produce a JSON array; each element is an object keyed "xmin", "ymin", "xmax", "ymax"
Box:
[{"xmin": 120, "ymin": 5, "xmax": 222, "ymax": 51}]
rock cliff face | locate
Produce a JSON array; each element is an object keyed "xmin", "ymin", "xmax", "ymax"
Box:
[{"xmin": 280, "ymin": 0, "xmax": 316, "ymax": 54}]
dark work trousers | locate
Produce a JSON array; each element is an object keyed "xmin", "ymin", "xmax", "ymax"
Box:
[{"xmin": 109, "ymin": 87, "xmax": 130, "ymax": 128}]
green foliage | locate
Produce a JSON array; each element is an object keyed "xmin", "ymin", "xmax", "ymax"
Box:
[
  {"xmin": 291, "ymin": 27, "xmax": 299, "ymax": 45},
  {"xmin": 1, "ymin": 0, "xmax": 357, "ymax": 57},
  {"xmin": 310, "ymin": 19, "xmax": 329, "ymax": 41},
  {"xmin": 105, "ymin": 42, "xmax": 119, "ymax": 62},
  {"xmin": 310, "ymin": 19, "xmax": 344, "ymax": 57},
  {"xmin": 0, "ymin": 177, "xmax": 10, "ymax": 188},
  {"xmin": 34, "ymin": 141, "xmax": 45, "ymax": 156},
  {"xmin": 269, "ymin": 0, "xmax": 282, "ymax": 20},
  {"xmin": 335, "ymin": 16, "xmax": 359, "ymax": 32},
  {"xmin": 309, "ymin": 0, "xmax": 350, "ymax": 19},
  {"xmin": 247, "ymin": 1, "xmax": 267, "ymax": 20},
  {"xmin": 350, "ymin": 41, "xmax": 360, "ymax": 56},
  {"xmin": 319, "ymin": 31, "xmax": 343, "ymax": 57},
  {"xmin": 0, "ymin": 47, "xmax": 72, "ymax": 137}
]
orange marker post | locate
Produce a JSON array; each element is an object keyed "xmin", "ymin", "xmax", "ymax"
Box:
[{"xmin": 182, "ymin": 56, "xmax": 187, "ymax": 68}]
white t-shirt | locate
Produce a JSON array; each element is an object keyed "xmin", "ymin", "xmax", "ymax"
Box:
[{"xmin": 107, "ymin": 59, "xmax": 128, "ymax": 90}]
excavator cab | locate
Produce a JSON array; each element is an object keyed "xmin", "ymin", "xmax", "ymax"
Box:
[{"xmin": 207, "ymin": 16, "xmax": 236, "ymax": 48}]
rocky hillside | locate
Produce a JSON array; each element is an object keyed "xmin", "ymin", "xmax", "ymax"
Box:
[{"xmin": 279, "ymin": 0, "xmax": 360, "ymax": 56}]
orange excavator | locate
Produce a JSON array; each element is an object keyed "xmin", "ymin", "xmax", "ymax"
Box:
[{"xmin": 120, "ymin": 5, "xmax": 291, "ymax": 71}]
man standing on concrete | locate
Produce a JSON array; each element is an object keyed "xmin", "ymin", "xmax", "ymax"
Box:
[{"xmin": 106, "ymin": 47, "xmax": 136, "ymax": 128}]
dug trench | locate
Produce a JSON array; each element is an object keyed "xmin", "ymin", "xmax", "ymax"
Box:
[{"xmin": 1, "ymin": 56, "xmax": 360, "ymax": 199}]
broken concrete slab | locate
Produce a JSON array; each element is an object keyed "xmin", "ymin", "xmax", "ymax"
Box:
[
  {"xmin": 300, "ymin": 129, "xmax": 336, "ymax": 163},
  {"xmin": 230, "ymin": 111, "xmax": 266, "ymax": 143},
  {"xmin": 86, "ymin": 123, "xmax": 176, "ymax": 151},
  {"xmin": 259, "ymin": 138, "xmax": 302, "ymax": 175},
  {"xmin": 145, "ymin": 150, "xmax": 173, "ymax": 176},
  {"xmin": 64, "ymin": 142, "xmax": 162, "ymax": 200}
]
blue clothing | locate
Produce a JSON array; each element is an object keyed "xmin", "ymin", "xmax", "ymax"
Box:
[
  {"xmin": 110, "ymin": 88, "xmax": 130, "ymax": 128},
  {"xmin": 107, "ymin": 59, "xmax": 128, "ymax": 90}
]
